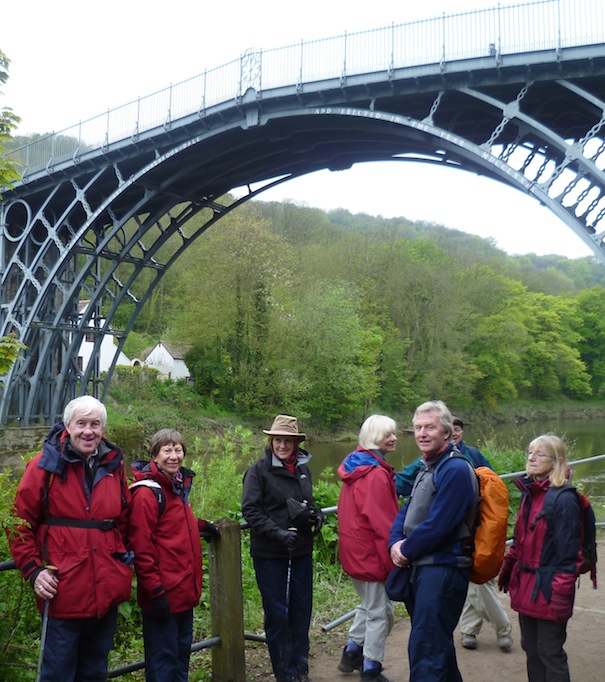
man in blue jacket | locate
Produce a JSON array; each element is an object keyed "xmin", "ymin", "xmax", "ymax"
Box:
[{"xmin": 389, "ymin": 401, "xmax": 478, "ymax": 682}]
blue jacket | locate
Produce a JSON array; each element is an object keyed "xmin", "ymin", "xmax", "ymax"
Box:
[
  {"xmin": 395, "ymin": 440, "xmax": 492, "ymax": 497},
  {"xmin": 389, "ymin": 443, "xmax": 477, "ymax": 567}
]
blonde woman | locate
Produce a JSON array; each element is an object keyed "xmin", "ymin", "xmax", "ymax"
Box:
[{"xmin": 498, "ymin": 435, "xmax": 583, "ymax": 682}]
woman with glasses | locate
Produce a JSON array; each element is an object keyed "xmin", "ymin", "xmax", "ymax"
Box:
[
  {"xmin": 128, "ymin": 429, "xmax": 220, "ymax": 681},
  {"xmin": 498, "ymin": 434, "xmax": 582, "ymax": 682}
]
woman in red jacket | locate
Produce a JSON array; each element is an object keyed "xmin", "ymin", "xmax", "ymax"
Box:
[
  {"xmin": 498, "ymin": 434, "xmax": 582, "ymax": 682},
  {"xmin": 336, "ymin": 414, "xmax": 399, "ymax": 682},
  {"xmin": 128, "ymin": 429, "xmax": 219, "ymax": 682}
]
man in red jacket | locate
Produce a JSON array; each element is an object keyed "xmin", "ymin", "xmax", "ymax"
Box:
[
  {"xmin": 337, "ymin": 414, "xmax": 400, "ymax": 682},
  {"xmin": 8, "ymin": 396, "xmax": 132, "ymax": 682}
]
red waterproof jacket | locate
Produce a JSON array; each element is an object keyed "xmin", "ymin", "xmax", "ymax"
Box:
[
  {"xmin": 128, "ymin": 460, "xmax": 206, "ymax": 614},
  {"xmin": 337, "ymin": 448, "xmax": 399, "ymax": 582},
  {"xmin": 499, "ymin": 475, "xmax": 582, "ymax": 621},
  {"xmin": 8, "ymin": 424, "xmax": 132, "ymax": 618}
]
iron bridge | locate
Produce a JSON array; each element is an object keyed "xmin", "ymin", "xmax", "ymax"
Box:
[{"xmin": 1, "ymin": 0, "xmax": 605, "ymax": 425}]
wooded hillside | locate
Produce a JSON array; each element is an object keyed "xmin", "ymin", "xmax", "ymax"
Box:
[{"xmin": 115, "ymin": 198, "xmax": 605, "ymax": 427}]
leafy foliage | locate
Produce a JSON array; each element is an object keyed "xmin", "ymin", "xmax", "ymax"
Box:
[
  {"xmin": 0, "ymin": 335, "xmax": 26, "ymax": 380},
  {"xmin": 0, "ymin": 49, "xmax": 21, "ymax": 196},
  {"xmin": 106, "ymin": 196, "xmax": 605, "ymax": 427}
]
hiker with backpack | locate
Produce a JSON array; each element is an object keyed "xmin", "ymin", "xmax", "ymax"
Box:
[
  {"xmin": 389, "ymin": 401, "xmax": 478, "ymax": 682},
  {"xmin": 453, "ymin": 418, "xmax": 513, "ymax": 653},
  {"xmin": 394, "ymin": 416, "xmax": 513, "ymax": 653},
  {"xmin": 498, "ymin": 434, "xmax": 584, "ymax": 682},
  {"xmin": 8, "ymin": 396, "xmax": 133, "ymax": 682},
  {"xmin": 127, "ymin": 428, "xmax": 220, "ymax": 681}
]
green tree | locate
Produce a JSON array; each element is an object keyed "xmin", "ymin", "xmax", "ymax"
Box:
[
  {"xmin": 0, "ymin": 335, "xmax": 26, "ymax": 380},
  {"xmin": 268, "ymin": 282, "xmax": 373, "ymax": 425},
  {"xmin": 0, "ymin": 49, "xmax": 21, "ymax": 197},
  {"xmin": 519, "ymin": 293, "xmax": 591, "ymax": 400},
  {"xmin": 574, "ymin": 287, "xmax": 605, "ymax": 396}
]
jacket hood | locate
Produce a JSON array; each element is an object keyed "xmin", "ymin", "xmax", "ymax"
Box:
[
  {"xmin": 514, "ymin": 474, "xmax": 551, "ymax": 494},
  {"xmin": 38, "ymin": 422, "xmax": 122, "ymax": 474},
  {"xmin": 338, "ymin": 448, "xmax": 391, "ymax": 484}
]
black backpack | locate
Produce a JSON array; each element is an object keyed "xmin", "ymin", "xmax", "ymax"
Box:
[
  {"xmin": 535, "ymin": 484, "xmax": 597, "ymax": 589},
  {"xmin": 130, "ymin": 480, "xmax": 166, "ymax": 519}
]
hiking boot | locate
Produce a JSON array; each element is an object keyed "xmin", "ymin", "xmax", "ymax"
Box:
[
  {"xmin": 338, "ymin": 646, "xmax": 363, "ymax": 673},
  {"xmin": 461, "ymin": 633, "xmax": 478, "ymax": 649},
  {"xmin": 360, "ymin": 664, "xmax": 391, "ymax": 681},
  {"xmin": 497, "ymin": 634, "xmax": 513, "ymax": 651},
  {"xmin": 296, "ymin": 675, "xmax": 312, "ymax": 682}
]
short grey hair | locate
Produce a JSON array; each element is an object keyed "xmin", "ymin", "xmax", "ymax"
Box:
[
  {"xmin": 358, "ymin": 414, "xmax": 397, "ymax": 450},
  {"xmin": 413, "ymin": 400, "xmax": 453, "ymax": 435},
  {"xmin": 63, "ymin": 396, "xmax": 107, "ymax": 428}
]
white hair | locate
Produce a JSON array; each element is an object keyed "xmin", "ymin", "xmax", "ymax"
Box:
[
  {"xmin": 358, "ymin": 414, "xmax": 397, "ymax": 450},
  {"xmin": 63, "ymin": 396, "xmax": 107, "ymax": 428}
]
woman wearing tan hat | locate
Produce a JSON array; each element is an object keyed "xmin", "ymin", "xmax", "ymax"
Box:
[{"xmin": 242, "ymin": 415, "xmax": 324, "ymax": 682}]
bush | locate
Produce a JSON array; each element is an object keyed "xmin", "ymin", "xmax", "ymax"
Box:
[{"xmin": 0, "ymin": 466, "xmax": 40, "ymax": 681}]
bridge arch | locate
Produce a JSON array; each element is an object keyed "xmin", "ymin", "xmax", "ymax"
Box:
[{"xmin": 2, "ymin": 10, "xmax": 605, "ymax": 425}]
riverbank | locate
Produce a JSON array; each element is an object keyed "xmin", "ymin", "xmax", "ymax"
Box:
[{"xmin": 3, "ymin": 400, "xmax": 605, "ymax": 471}]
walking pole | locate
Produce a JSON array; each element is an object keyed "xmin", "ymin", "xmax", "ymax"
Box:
[
  {"xmin": 280, "ymin": 528, "xmax": 297, "ymax": 680},
  {"xmin": 36, "ymin": 565, "xmax": 57, "ymax": 682}
]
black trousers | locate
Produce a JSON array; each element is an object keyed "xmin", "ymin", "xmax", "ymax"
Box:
[
  {"xmin": 518, "ymin": 613, "xmax": 570, "ymax": 682},
  {"xmin": 253, "ymin": 554, "xmax": 313, "ymax": 682}
]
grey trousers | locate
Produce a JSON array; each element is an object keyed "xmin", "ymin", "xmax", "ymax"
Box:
[
  {"xmin": 459, "ymin": 580, "xmax": 512, "ymax": 637},
  {"xmin": 348, "ymin": 578, "xmax": 395, "ymax": 663}
]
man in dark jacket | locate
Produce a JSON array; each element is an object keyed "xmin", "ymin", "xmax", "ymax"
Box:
[
  {"xmin": 389, "ymin": 401, "xmax": 477, "ymax": 682},
  {"xmin": 8, "ymin": 396, "xmax": 132, "ymax": 682}
]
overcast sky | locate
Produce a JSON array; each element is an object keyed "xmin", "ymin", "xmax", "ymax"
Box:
[{"xmin": 1, "ymin": 0, "xmax": 595, "ymax": 258}]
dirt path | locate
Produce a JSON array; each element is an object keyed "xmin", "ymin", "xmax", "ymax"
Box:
[{"xmin": 302, "ymin": 540, "xmax": 605, "ymax": 682}]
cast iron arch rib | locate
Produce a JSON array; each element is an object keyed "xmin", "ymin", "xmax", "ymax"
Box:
[{"xmin": 2, "ymin": 42, "xmax": 605, "ymax": 425}]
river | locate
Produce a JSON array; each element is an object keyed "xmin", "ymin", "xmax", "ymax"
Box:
[{"xmin": 308, "ymin": 417, "xmax": 605, "ymax": 511}]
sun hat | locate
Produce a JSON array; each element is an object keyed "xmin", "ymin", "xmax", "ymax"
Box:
[{"xmin": 263, "ymin": 414, "xmax": 306, "ymax": 439}]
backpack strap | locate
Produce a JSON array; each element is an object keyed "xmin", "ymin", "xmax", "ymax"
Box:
[
  {"xmin": 529, "ymin": 484, "xmax": 578, "ymax": 602},
  {"xmin": 433, "ymin": 449, "xmax": 479, "ymax": 557},
  {"xmin": 130, "ymin": 479, "xmax": 166, "ymax": 519},
  {"xmin": 531, "ymin": 484, "xmax": 574, "ymax": 531}
]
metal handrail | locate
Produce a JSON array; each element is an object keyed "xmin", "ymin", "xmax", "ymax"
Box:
[
  {"xmin": 500, "ymin": 451, "xmax": 605, "ymax": 480},
  {"xmin": 3, "ymin": 0, "xmax": 604, "ymax": 182}
]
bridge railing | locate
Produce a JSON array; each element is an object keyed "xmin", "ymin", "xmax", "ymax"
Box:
[{"xmin": 2, "ymin": 0, "xmax": 605, "ymax": 182}]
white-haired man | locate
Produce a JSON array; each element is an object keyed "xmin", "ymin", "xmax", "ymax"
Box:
[
  {"xmin": 389, "ymin": 401, "xmax": 478, "ymax": 682},
  {"xmin": 9, "ymin": 395, "xmax": 132, "ymax": 682}
]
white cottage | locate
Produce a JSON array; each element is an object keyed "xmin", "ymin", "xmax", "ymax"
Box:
[
  {"xmin": 141, "ymin": 341, "xmax": 191, "ymax": 380},
  {"xmin": 77, "ymin": 301, "xmax": 131, "ymax": 373}
]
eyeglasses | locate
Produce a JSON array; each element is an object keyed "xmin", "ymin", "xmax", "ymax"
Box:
[{"xmin": 526, "ymin": 451, "xmax": 554, "ymax": 460}]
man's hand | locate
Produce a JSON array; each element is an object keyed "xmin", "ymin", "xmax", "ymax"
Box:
[
  {"xmin": 390, "ymin": 540, "xmax": 410, "ymax": 567},
  {"xmin": 32, "ymin": 567, "xmax": 59, "ymax": 600}
]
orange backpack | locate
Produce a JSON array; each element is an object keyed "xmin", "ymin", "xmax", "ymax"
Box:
[{"xmin": 470, "ymin": 466, "xmax": 510, "ymax": 584}]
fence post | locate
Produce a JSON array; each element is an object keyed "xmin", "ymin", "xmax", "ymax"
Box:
[{"xmin": 208, "ymin": 519, "xmax": 246, "ymax": 682}]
